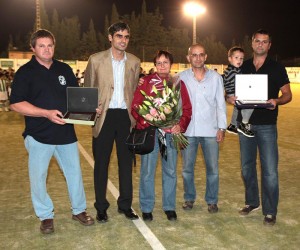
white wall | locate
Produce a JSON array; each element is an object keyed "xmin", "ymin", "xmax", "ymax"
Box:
[{"xmin": 1, "ymin": 58, "xmax": 299, "ymax": 83}]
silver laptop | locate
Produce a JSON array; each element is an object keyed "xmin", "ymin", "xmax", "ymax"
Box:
[{"xmin": 235, "ymin": 74, "xmax": 268, "ymax": 104}]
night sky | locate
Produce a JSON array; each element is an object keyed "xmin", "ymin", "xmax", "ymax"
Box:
[{"xmin": 0, "ymin": 0, "xmax": 298, "ymax": 59}]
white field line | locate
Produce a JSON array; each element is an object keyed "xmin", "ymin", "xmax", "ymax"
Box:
[{"xmin": 78, "ymin": 142, "xmax": 166, "ymax": 250}]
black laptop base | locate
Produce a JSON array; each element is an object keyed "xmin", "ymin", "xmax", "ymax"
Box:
[{"xmin": 235, "ymin": 100, "xmax": 274, "ymax": 109}]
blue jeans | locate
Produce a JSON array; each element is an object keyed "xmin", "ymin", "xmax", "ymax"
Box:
[
  {"xmin": 182, "ymin": 136, "xmax": 219, "ymax": 204},
  {"xmin": 139, "ymin": 131, "xmax": 178, "ymax": 212},
  {"xmin": 24, "ymin": 136, "xmax": 87, "ymax": 220},
  {"xmin": 239, "ymin": 125, "xmax": 278, "ymax": 216}
]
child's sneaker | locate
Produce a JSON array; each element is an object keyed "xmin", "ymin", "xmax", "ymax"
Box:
[
  {"xmin": 226, "ymin": 124, "xmax": 238, "ymax": 135},
  {"xmin": 237, "ymin": 123, "xmax": 255, "ymax": 137}
]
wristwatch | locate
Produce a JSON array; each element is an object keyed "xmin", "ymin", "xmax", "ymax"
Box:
[{"xmin": 219, "ymin": 128, "xmax": 226, "ymax": 132}]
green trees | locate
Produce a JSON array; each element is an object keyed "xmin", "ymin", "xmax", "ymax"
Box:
[
  {"xmin": 7, "ymin": 0, "xmax": 250, "ymax": 63},
  {"xmin": 201, "ymin": 35, "xmax": 228, "ymax": 64}
]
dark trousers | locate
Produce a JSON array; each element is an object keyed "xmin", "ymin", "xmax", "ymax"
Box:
[{"xmin": 93, "ymin": 109, "xmax": 133, "ymax": 212}]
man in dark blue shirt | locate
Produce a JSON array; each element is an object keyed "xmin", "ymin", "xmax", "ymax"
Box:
[{"xmin": 10, "ymin": 29, "xmax": 94, "ymax": 234}]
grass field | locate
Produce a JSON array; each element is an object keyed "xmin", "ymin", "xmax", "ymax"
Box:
[{"xmin": 0, "ymin": 84, "xmax": 299, "ymax": 249}]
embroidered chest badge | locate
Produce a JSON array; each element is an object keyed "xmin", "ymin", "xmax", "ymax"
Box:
[{"xmin": 58, "ymin": 75, "xmax": 66, "ymax": 85}]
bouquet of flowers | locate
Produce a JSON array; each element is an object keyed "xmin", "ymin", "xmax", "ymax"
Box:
[{"xmin": 135, "ymin": 78, "xmax": 189, "ymax": 151}]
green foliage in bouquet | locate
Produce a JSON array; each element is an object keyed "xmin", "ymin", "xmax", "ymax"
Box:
[{"xmin": 136, "ymin": 79, "xmax": 189, "ymax": 150}]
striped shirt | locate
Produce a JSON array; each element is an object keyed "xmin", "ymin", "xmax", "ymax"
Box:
[
  {"xmin": 223, "ymin": 64, "xmax": 241, "ymax": 95},
  {"xmin": 109, "ymin": 51, "xmax": 127, "ymax": 109}
]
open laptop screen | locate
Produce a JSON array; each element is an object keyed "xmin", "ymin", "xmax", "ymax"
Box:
[
  {"xmin": 67, "ymin": 87, "xmax": 98, "ymax": 113},
  {"xmin": 62, "ymin": 87, "xmax": 99, "ymax": 125},
  {"xmin": 235, "ymin": 74, "xmax": 268, "ymax": 102},
  {"xmin": 235, "ymin": 74, "xmax": 273, "ymax": 108}
]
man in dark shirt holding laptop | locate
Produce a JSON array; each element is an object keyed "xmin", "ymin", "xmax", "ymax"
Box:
[
  {"xmin": 229, "ymin": 29, "xmax": 292, "ymax": 226},
  {"xmin": 10, "ymin": 29, "xmax": 94, "ymax": 234}
]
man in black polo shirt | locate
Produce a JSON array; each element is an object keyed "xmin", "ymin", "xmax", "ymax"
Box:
[
  {"xmin": 10, "ymin": 29, "xmax": 94, "ymax": 234},
  {"xmin": 230, "ymin": 29, "xmax": 292, "ymax": 226}
]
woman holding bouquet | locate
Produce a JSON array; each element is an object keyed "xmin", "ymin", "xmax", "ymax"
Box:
[{"xmin": 131, "ymin": 50, "xmax": 192, "ymax": 221}]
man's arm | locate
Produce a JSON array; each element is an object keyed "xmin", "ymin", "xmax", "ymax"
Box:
[
  {"xmin": 216, "ymin": 76, "xmax": 227, "ymax": 142},
  {"xmin": 10, "ymin": 101, "xmax": 65, "ymax": 125},
  {"xmin": 84, "ymin": 56, "xmax": 104, "ymax": 115},
  {"xmin": 83, "ymin": 57, "xmax": 95, "ymax": 88},
  {"xmin": 276, "ymin": 83, "xmax": 292, "ymax": 105},
  {"xmin": 268, "ymin": 83, "xmax": 292, "ymax": 110}
]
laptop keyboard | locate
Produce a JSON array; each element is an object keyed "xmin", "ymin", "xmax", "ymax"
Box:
[
  {"xmin": 240, "ymin": 100, "xmax": 268, "ymax": 104},
  {"xmin": 69, "ymin": 113, "xmax": 92, "ymax": 121}
]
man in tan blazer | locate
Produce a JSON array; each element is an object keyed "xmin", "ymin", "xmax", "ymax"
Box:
[{"xmin": 84, "ymin": 22, "xmax": 140, "ymax": 223}]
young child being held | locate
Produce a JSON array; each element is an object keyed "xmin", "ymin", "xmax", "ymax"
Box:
[{"xmin": 223, "ymin": 47, "xmax": 254, "ymax": 137}]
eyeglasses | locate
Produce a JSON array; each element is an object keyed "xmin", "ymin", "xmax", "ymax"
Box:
[
  {"xmin": 156, "ymin": 61, "xmax": 170, "ymax": 67},
  {"xmin": 190, "ymin": 53, "xmax": 206, "ymax": 58},
  {"xmin": 253, "ymin": 39, "xmax": 270, "ymax": 45}
]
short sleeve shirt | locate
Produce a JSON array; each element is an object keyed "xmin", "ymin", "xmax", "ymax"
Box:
[
  {"xmin": 10, "ymin": 56, "xmax": 78, "ymax": 144},
  {"xmin": 239, "ymin": 57, "xmax": 290, "ymax": 125}
]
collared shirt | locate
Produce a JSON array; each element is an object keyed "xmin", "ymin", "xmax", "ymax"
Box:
[
  {"xmin": 179, "ymin": 67, "xmax": 227, "ymax": 137},
  {"xmin": 109, "ymin": 50, "xmax": 127, "ymax": 109},
  {"xmin": 239, "ymin": 56, "xmax": 290, "ymax": 125},
  {"xmin": 10, "ymin": 56, "xmax": 77, "ymax": 144}
]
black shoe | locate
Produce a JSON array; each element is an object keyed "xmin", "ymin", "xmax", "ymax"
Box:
[
  {"xmin": 165, "ymin": 210, "xmax": 177, "ymax": 221},
  {"xmin": 239, "ymin": 205, "xmax": 260, "ymax": 216},
  {"xmin": 96, "ymin": 210, "xmax": 108, "ymax": 223},
  {"xmin": 118, "ymin": 208, "xmax": 139, "ymax": 220},
  {"xmin": 142, "ymin": 212, "xmax": 153, "ymax": 221},
  {"xmin": 237, "ymin": 123, "xmax": 255, "ymax": 137},
  {"xmin": 182, "ymin": 201, "xmax": 194, "ymax": 210},
  {"xmin": 263, "ymin": 215, "xmax": 276, "ymax": 226},
  {"xmin": 208, "ymin": 204, "xmax": 219, "ymax": 213},
  {"xmin": 227, "ymin": 124, "xmax": 238, "ymax": 135}
]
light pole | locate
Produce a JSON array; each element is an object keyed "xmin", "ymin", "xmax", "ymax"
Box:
[
  {"xmin": 192, "ymin": 15, "xmax": 196, "ymax": 45},
  {"xmin": 35, "ymin": 0, "xmax": 41, "ymax": 30},
  {"xmin": 184, "ymin": 2, "xmax": 206, "ymax": 44}
]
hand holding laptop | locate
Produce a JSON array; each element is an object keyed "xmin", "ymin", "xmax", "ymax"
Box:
[
  {"xmin": 226, "ymin": 95, "xmax": 237, "ymax": 105},
  {"xmin": 265, "ymin": 98, "xmax": 277, "ymax": 110},
  {"xmin": 95, "ymin": 102, "xmax": 103, "ymax": 116},
  {"xmin": 45, "ymin": 110, "xmax": 66, "ymax": 125}
]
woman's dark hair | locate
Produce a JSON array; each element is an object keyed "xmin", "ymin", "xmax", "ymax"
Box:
[{"xmin": 153, "ymin": 50, "xmax": 174, "ymax": 65}]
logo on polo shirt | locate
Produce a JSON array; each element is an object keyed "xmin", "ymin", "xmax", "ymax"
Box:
[{"xmin": 58, "ymin": 75, "xmax": 66, "ymax": 85}]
